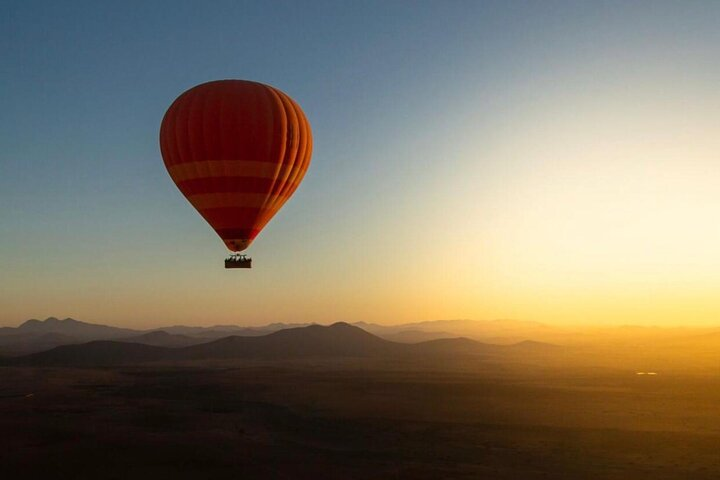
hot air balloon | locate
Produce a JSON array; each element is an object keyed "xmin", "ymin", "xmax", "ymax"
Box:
[{"xmin": 159, "ymin": 80, "xmax": 313, "ymax": 268}]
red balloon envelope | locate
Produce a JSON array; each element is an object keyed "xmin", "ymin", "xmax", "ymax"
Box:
[{"xmin": 159, "ymin": 80, "xmax": 312, "ymax": 252}]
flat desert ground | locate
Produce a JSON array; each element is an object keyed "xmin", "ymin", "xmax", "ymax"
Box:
[{"xmin": 1, "ymin": 359, "xmax": 719, "ymax": 479}]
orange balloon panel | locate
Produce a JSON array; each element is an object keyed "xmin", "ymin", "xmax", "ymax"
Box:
[{"xmin": 159, "ymin": 80, "xmax": 312, "ymax": 252}]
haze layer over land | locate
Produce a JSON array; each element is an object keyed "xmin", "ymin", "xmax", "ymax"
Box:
[{"xmin": 3, "ymin": 316, "xmax": 720, "ymax": 373}]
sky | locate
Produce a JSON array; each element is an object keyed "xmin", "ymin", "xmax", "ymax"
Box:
[{"xmin": 1, "ymin": 1, "xmax": 719, "ymax": 328}]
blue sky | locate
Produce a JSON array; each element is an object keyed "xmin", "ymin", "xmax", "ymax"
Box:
[{"xmin": 2, "ymin": 1, "xmax": 719, "ymax": 327}]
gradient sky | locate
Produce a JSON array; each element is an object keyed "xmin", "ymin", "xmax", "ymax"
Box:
[{"xmin": 2, "ymin": 1, "xmax": 719, "ymax": 328}]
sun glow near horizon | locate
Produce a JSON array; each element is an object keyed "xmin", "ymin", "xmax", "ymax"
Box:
[{"xmin": 452, "ymin": 80, "xmax": 720, "ymax": 326}]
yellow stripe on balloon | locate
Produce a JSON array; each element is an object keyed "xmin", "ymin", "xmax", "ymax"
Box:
[
  {"xmin": 167, "ymin": 160, "xmax": 290, "ymax": 182},
  {"xmin": 187, "ymin": 192, "xmax": 288, "ymax": 209}
]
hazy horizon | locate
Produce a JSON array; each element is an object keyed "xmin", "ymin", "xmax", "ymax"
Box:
[
  {"xmin": 3, "ymin": 1, "xmax": 720, "ymax": 328},
  {"xmin": 4, "ymin": 314, "xmax": 720, "ymax": 331}
]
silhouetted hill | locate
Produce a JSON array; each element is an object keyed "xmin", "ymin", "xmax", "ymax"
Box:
[
  {"xmin": 408, "ymin": 337, "xmax": 496, "ymax": 355},
  {"xmin": 8, "ymin": 323, "xmax": 392, "ymax": 365},
  {"xmin": 181, "ymin": 322, "xmax": 396, "ymax": 359},
  {"xmin": 16, "ymin": 341, "xmax": 167, "ymax": 366},
  {"xmin": 0, "ymin": 332, "xmax": 81, "ymax": 356},
  {"xmin": 0, "ymin": 317, "xmax": 143, "ymax": 355},
  {"xmin": 4, "ymin": 323, "xmax": 563, "ymax": 367},
  {"xmin": 122, "ymin": 330, "xmax": 203, "ymax": 348},
  {"xmin": 507, "ymin": 340, "xmax": 561, "ymax": 351},
  {"xmin": 161, "ymin": 323, "xmax": 314, "ymax": 338},
  {"xmin": 380, "ymin": 329, "xmax": 457, "ymax": 343},
  {"xmin": 0, "ymin": 318, "xmax": 318, "ymax": 354},
  {"xmin": 354, "ymin": 319, "xmax": 568, "ymax": 344},
  {"xmin": 13, "ymin": 317, "xmax": 140, "ymax": 339},
  {"xmin": 1, "ymin": 317, "xmax": 575, "ymax": 358}
]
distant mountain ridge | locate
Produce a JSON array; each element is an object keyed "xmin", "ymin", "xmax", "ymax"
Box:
[
  {"xmin": 354, "ymin": 319, "xmax": 564, "ymax": 344},
  {"xmin": 4, "ymin": 317, "xmax": 561, "ymax": 343},
  {"xmin": 4, "ymin": 316, "xmax": 713, "ymax": 358},
  {"xmin": 121, "ymin": 331, "xmax": 203, "ymax": 348},
  {"xmin": 13, "ymin": 317, "xmax": 140, "ymax": 338},
  {"xmin": 8, "ymin": 323, "xmax": 554, "ymax": 367},
  {"xmin": 0, "ymin": 317, "xmax": 144, "ymax": 355},
  {"xmin": 0, "ymin": 318, "xmax": 310, "ymax": 355}
]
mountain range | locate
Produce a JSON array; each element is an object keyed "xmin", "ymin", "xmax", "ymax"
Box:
[
  {"xmin": 1, "ymin": 316, "xmax": 556, "ymax": 355},
  {"xmin": 0, "ymin": 317, "xmax": 286, "ymax": 355},
  {"xmin": 2, "ymin": 322, "xmax": 558, "ymax": 367},
  {"xmin": 2, "ymin": 316, "xmax": 719, "ymax": 369}
]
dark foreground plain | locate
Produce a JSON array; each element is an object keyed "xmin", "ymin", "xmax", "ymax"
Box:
[{"xmin": 1, "ymin": 358, "xmax": 719, "ymax": 479}]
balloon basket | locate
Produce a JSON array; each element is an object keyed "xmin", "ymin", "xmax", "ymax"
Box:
[{"xmin": 225, "ymin": 254, "xmax": 252, "ymax": 269}]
